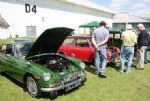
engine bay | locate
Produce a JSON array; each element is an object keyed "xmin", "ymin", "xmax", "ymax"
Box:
[{"xmin": 33, "ymin": 55, "xmax": 72, "ymax": 73}]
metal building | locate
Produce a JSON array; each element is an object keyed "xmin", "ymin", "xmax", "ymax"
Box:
[
  {"xmin": 113, "ymin": 12, "xmax": 150, "ymax": 31},
  {"xmin": 0, "ymin": 0, "xmax": 115, "ymax": 39}
]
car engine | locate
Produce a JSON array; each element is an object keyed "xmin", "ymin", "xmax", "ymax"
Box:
[
  {"xmin": 46, "ymin": 57, "xmax": 71, "ymax": 73},
  {"xmin": 32, "ymin": 55, "xmax": 72, "ymax": 73}
]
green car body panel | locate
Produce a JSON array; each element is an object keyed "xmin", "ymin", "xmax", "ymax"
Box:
[{"xmin": 0, "ymin": 27, "xmax": 86, "ymax": 98}]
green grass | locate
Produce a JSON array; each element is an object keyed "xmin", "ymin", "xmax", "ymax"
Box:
[{"xmin": 1, "ymin": 59, "xmax": 150, "ymax": 101}]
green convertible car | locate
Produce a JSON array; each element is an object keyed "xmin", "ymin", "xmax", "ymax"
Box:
[{"xmin": 0, "ymin": 27, "xmax": 86, "ymax": 98}]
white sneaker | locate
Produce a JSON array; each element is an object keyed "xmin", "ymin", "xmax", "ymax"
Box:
[{"xmin": 126, "ymin": 70, "xmax": 131, "ymax": 74}]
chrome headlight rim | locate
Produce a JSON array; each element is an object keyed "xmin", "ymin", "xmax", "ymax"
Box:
[
  {"xmin": 79, "ymin": 62, "xmax": 85, "ymax": 69},
  {"xmin": 43, "ymin": 73, "xmax": 51, "ymax": 81}
]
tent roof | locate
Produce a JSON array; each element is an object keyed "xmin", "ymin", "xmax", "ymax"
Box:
[
  {"xmin": 0, "ymin": 14, "xmax": 9, "ymax": 28},
  {"xmin": 79, "ymin": 21, "xmax": 99, "ymax": 28}
]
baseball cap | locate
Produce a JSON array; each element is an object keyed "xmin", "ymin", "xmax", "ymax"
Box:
[
  {"xmin": 127, "ymin": 24, "xmax": 132, "ymax": 29},
  {"xmin": 137, "ymin": 23, "xmax": 144, "ymax": 27}
]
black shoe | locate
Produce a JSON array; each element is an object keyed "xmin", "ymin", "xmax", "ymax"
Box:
[
  {"xmin": 137, "ymin": 68, "xmax": 144, "ymax": 70},
  {"xmin": 98, "ymin": 72, "xmax": 107, "ymax": 78}
]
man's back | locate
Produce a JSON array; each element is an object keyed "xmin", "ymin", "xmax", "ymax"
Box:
[
  {"xmin": 122, "ymin": 30, "xmax": 137, "ymax": 46},
  {"xmin": 92, "ymin": 27, "xmax": 109, "ymax": 46},
  {"xmin": 137, "ymin": 30, "xmax": 149, "ymax": 48}
]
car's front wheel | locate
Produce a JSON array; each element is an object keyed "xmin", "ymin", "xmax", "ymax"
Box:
[
  {"xmin": 49, "ymin": 91, "xmax": 58, "ymax": 100},
  {"xmin": 26, "ymin": 75, "xmax": 41, "ymax": 98}
]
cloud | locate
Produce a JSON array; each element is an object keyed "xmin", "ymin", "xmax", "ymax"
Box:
[
  {"xmin": 132, "ymin": 8, "xmax": 150, "ymax": 18},
  {"xmin": 143, "ymin": 0, "xmax": 150, "ymax": 4},
  {"xmin": 108, "ymin": 0, "xmax": 150, "ymax": 18},
  {"xmin": 130, "ymin": 3, "xmax": 147, "ymax": 10},
  {"xmin": 109, "ymin": 0, "xmax": 130, "ymax": 11},
  {"xmin": 129, "ymin": 2, "xmax": 150, "ymax": 17},
  {"xmin": 111, "ymin": 0, "xmax": 129, "ymax": 4}
]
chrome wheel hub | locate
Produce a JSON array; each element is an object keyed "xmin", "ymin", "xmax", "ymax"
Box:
[{"xmin": 27, "ymin": 77, "xmax": 38, "ymax": 95}]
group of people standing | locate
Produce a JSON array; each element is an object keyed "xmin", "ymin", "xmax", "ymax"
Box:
[{"xmin": 92, "ymin": 21, "xmax": 149, "ymax": 78}]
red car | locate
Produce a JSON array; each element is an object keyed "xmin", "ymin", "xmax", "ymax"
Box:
[{"xmin": 58, "ymin": 31, "xmax": 121, "ymax": 63}]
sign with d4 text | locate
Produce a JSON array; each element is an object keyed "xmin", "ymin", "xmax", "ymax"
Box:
[{"xmin": 25, "ymin": 4, "xmax": 37, "ymax": 14}]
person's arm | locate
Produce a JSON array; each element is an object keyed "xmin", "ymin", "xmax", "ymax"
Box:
[
  {"xmin": 97, "ymin": 34, "xmax": 109, "ymax": 47},
  {"xmin": 134, "ymin": 33, "xmax": 137, "ymax": 44},
  {"xmin": 137, "ymin": 33, "xmax": 141, "ymax": 49},
  {"xmin": 92, "ymin": 37, "xmax": 99, "ymax": 50},
  {"xmin": 147, "ymin": 31, "xmax": 150, "ymax": 43}
]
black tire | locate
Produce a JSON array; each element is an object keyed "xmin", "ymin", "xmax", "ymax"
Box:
[
  {"xmin": 26, "ymin": 75, "xmax": 41, "ymax": 98},
  {"xmin": 0, "ymin": 70, "xmax": 4, "ymax": 75},
  {"xmin": 49, "ymin": 91, "xmax": 58, "ymax": 100}
]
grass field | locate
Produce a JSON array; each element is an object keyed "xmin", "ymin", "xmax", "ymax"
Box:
[{"xmin": 0, "ymin": 57, "xmax": 150, "ymax": 101}]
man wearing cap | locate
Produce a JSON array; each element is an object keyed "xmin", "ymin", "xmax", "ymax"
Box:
[
  {"xmin": 92, "ymin": 21, "xmax": 109, "ymax": 77},
  {"xmin": 136, "ymin": 24, "xmax": 149, "ymax": 70},
  {"xmin": 120, "ymin": 24, "xmax": 137, "ymax": 73}
]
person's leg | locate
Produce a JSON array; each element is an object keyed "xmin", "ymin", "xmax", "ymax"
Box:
[
  {"xmin": 139, "ymin": 46, "xmax": 146, "ymax": 68},
  {"xmin": 135, "ymin": 49, "xmax": 140, "ymax": 68},
  {"xmin": 100, "ymin": 47, "xmax": 107, "ymax": 73},
  {"xmin": 120, "ymin": 47, "xmax": 126, "ymax": 72},
  {"xmin": 94, "ymin": 50, "xmax": 100, "ymax": 74},
  {"xmin": 126, "ymin": 47, "xmax": 134, "ymax": 72},
  {"xmin": 144, "ymin": 48, "xmax": 147, "ymax": 64}
]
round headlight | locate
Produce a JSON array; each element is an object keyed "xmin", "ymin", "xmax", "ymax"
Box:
[
  {"xmin": 43, "ymin": 73, "xmax": 51, "ymax": 81},
  {"xmin": 80, "ymin": 62, "xmax": 85, "ymax": 69}
]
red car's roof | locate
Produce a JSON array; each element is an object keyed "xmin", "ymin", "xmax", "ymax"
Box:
[
  {"xmin": 67, "ymin": 30, "xmax": 121, "ymax": 39},
  {"xmin": 67, "ymin": 36, "xmax": 92, "ymax": 39}
]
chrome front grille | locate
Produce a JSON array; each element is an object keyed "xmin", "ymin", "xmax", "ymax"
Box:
[{"xmin": 62, "ymin": 71, "xmax": 81, "ymax": 83}]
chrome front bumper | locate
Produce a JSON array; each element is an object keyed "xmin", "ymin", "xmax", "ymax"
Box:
[{"xmin": 41, "ymin": 78, "xmax": 84, "ymax": 92}]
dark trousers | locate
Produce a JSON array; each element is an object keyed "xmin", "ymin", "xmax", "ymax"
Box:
[{"xmin": 144, "ymin": 49, "xmax": 148, "ymax": 64}]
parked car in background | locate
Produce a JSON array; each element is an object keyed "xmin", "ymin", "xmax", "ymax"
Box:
[
  {"xmin": 0, "ymin": 27, "xmax": 86, "ymax": 99},
  {"xmin": 58, "ymin": 31, "xmax": 121, "ymax": 64}
]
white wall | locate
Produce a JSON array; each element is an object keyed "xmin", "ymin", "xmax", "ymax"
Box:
[{"xmin": 0, "ymin": 0, "xmax": 113, "ymax": 39}]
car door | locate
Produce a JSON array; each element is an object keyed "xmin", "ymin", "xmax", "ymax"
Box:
[
  {"xmin": 8, "ymin": 43, "xmax": 27, "ymax": 81},
  {"xmin": 72, "ymin": 38, "xmax": 94, "ymax": 62},
  {"xmin": 8, "ymin": 56, "xmax": 27, "ymax": 82},
  {"xmin": 58, "ymin": 38, "xmax": 76, "ymax": 55},
  {"xmin": 0, "ymin": 44, "xmax": 16, "ymax": 75},
  {"xmin": 0, "ymin": 44, "xmax": 26, "ymax": 81},
  {"xmin": 58, "ymin": 37, "xmax": 94, "ymax": 62},
  {"xmin": 0, "ymin": 44, "xmax": 10, "ymax": 71}
]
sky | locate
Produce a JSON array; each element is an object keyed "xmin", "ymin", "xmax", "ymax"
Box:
[{"xmin": 91, "ymin": 0, "xmax": 150, "ymax": 18}]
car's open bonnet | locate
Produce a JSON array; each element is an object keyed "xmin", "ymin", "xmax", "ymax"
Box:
[{"xmin": 25, "ymin": 27, "xmax": 73, "ymax": 58}]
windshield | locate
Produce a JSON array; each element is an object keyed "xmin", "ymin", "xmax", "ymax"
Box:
[{"xmin": 15, "ymin": 42, "xmax": 33, "ymax": 57}]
